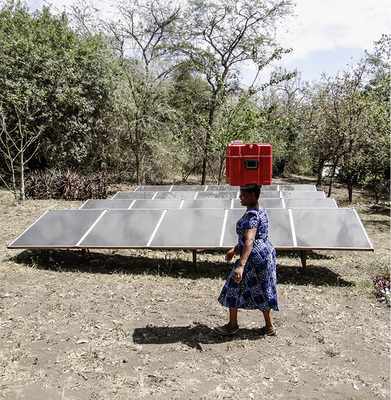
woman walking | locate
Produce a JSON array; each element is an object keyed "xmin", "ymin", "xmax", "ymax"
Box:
[{"xmin": 214, "ymin": 183, "xmax": 279, "ymax": 336}]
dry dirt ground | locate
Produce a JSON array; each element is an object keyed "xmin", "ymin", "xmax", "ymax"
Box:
[{"xmin": 0, "ymin": 179, "xmax": 390, "ymax": 400}]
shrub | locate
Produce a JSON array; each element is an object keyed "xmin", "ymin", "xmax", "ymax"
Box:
[
  {"xmin": 25, "ymin": 169, "xmax": 109, "ymax": 200},
  {"xmin": 372, "ymin": 274, "xmax": 391, "ymax": 304}
]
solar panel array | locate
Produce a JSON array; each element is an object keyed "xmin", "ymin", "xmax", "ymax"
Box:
[{"xmin": 8, "ymin": 185, "xmax": 373, "ymax": 252}]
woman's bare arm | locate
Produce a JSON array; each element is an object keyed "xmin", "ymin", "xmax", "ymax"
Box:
[{"xmin": 234, "ymin": 227, "xmax": 256, "ymax": 282}]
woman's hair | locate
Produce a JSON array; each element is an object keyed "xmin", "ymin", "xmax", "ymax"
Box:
[{"xmin": 240, "ymin": 183, "xmax": 261, "ymax": 200}]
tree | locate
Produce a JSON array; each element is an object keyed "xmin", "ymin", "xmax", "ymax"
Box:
[
  {"xmin": 359, "ymin": 35, "xmax": 390, "ymax": 202},
  {"xmin": 305, "ymin": 65, "xmax": 385, "ymax": 202},
  {"xmin": 173, "ymin": 0, "xmax": 295, "ymax": 184},
  {"xmin": 0, "ymin": 1, "xmax": 118, "ymax": 200},
  {"xmin": 0, "ymin": 2, "xmax": 59, "ymax": 201},
  {"xmin": 95, "ymin": 0, "xmax": 182, "ymax": 184},
  {"xmin": 40, "ymin": 32, "xmax": 119, "ymax": 174},
  {"xmin": 167, "ymin": 65, "xmax": 214, "ymax": 181},
  {"xmin": 255, "ymin": 69, "xmax": 308, "ymax": 176}
]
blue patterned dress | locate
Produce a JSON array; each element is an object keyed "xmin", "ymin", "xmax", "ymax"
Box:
[{"xmin": 218, "ymin": 208, "xmax": 279, "ymax": 312}]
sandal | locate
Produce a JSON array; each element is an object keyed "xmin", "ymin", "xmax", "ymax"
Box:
[
  {"xmin": 253, "ymin": 326, "xmax": 276, "ymax": 336},
  {"xmin": 213, "ymin": 323, "xmax": 239, "ymax": 336}
]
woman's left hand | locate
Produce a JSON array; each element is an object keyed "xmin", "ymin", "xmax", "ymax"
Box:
[{"xmin": 234, "ymin": 266, "xmax": 244, "ymax": 283}]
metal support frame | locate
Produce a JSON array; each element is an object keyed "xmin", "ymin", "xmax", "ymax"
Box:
[
  {"xmin": 193, "ymin": 250, "xmax": 197, "ymax": 269},
  {"xmin": 300, "ymin": 250, "xmax": 307, "ymax": 270}
]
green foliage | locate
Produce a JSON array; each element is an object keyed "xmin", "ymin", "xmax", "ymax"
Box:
[
  {"xmin": 0, "ymin": 0, "xmax": 118, "ymax": 201},
  {"xmin": 104, "ymin": 0, "xmax": 182, "ymax": 185},
  {"xmin": 357, "ymin": 34, "xmax": 391, "ymax": 201},
  {"xmin": 172, "ymin": 0, "xmax": 295, "ymax": 183},
  {"xmin": 303, "ymin": 46, "xmax": 390, "ymax": 202}
]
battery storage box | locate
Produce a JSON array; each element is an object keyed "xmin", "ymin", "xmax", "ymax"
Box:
[{"xmin": 226, "ymin": 141, "xmax": 272, "ymax": 186}]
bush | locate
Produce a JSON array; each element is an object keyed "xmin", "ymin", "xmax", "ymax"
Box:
[
  {"xmin": 372, "ymin": 274, "xmax": 391, "ymax": 304},
  {"xmin": 25, "ymin": 169, "xmax": 109, "ymax": 200}
]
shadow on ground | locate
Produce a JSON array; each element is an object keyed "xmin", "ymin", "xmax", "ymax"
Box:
[
  {"xmin": 132, "ymin": 323, "xmax": 270, "ymax": 350},
  {"xmin": 12, "ymin": 248, "xmax": 353, "ymax": 287}
]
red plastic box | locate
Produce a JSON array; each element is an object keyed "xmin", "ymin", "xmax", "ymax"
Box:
[{"xmin": 226, "ymin": 141, "xmax": 272, "ymax": 186}]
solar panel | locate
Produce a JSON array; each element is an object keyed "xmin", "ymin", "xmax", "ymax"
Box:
[
  {"xmin": 133, "ymin": 184, "xmax": 317, "ymax": 192},
  {"xmin": 112, "ymin": 188, "xmax": 326, "ymax": 201},
  {"xmin": 8, "ymin": 185, "xmax": 374, "ymax": 263},
  {"xmin": 149, "ymin": 209, "xmax": 226, "ymax": 248},
  {"xmin": 134, "ymin": 185, "xmax": 171, "ymax": 191},
  {"xmin": 279, "ymin": 185, "xmax": 316, "ymax": 191},
  {"xmin": 232, "ymin": 198, "xmax": 284, "ymax": 209},
  {"xmin": 207, "ymin": 185, "xmax": 239, "ymax": 191},
  {"xmin": 181, "ymin": 199, "xmax": 233, "ymax": 209},
  {"xmin": 79, "ymin": 197, "xmax": 336, "ymax": 210},
  {"xmin": 113, "ymin": 191, "xmax": 156, "ymax": 199},
  {"xmin": 195, "ymin": 190, "xmax": 239, "ymax": 199},
  {"xmin": 284, "ymin": 198, "xmax": 338, "ymax": 208},
  {"xmin": 259, "ymin": 191, "xmax": 281, "ymax": 198},
  {"xmin": 8, "ymin": 207, "xmax": 373, "ymax": 251},
  {"xmin": 222, "ymin": 209, "xmax": 294, "ymax": 248},
  {"xmin": 292, "ymin": 208, "xmax": 372, "ymax": 250},
  {"xmin": 9, "ymin": 210, "xmax": 103, "ymax": 248},
  {"xmin": 79, "ymin": 210, "xmax": 164, "ymax": 247},
  {"xmin": 130, "ymin": 199, "xmax": 183, "ymax": 209},
  {"xmin": 154, "ymin": 191, "xmax": 197, "ymax": 200},
  {"xmin": 171, "ymin": 185, "xmax": 207, "ymax": 191},
  {"xmin": 260, "ymin": 185, "xmax": 279, "ymax": 191},
  {"xmin": 281, "ymin": 191, "xmax": 326, "ymax": 198},
  {"xmin": 81, "ymin": 199, "xmax": 134, "ymax": 209}
]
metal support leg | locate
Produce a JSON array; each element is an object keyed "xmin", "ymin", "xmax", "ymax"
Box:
[{"xmin": 300, "ymin": 250, "xmax": 307, "ymax": 270}]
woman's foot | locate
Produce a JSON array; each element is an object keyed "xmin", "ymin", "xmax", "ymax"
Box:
[
  {"xmin": 213, "ymin": 323, "xmax": 239, "ymax": 335},
  {"xmin": 253, "ymin": 326, "xmax": 276, "ymax": 336}
]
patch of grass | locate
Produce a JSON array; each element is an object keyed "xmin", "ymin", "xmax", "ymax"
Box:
[
  {"xmin": 325, "ymin": 348, "xmax": 340, "ymax": 358},
  {"xmin": 356, "ymin": 278, "xmax": 375, "ymax": 289}
]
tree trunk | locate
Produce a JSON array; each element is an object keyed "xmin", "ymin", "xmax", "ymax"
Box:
[
  {"xmin": 201, "ymin": 149, "xmax": 208, "ymax": 185},
  {"xmin": 347, "ymin": 172, "xmax": 353, "ymax": 203},
  {"xmin": 201, "ymin": 95, "xmax": 217, "ymax": 185},
  {"xmin": 217, "ymin": 153, "xmax": 226, "ymax": 185},
  {"xmin": 135, "ymin": 142, "xmax": 141, "ymax": 186},
  {"xmin": 19, "ymin": 149, "xmax": 25, "ymax": 203},
  {"xmin": 327, "ymin": 165, "xmax": 337, "ymax": 198},
  {"xmin": 316, "ymin": 159, "xmax": 324, "ymax": 186}
]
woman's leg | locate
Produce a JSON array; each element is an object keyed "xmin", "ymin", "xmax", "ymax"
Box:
[
  {"xmin": 213, "ymin": 308, "xmax": 239, "ymax": 334},
  {"xmin": 262, "ymin": 310, "xmax": 274, "ymax": 331},
  {"xmin": 229, "ymin": 307, "xmax": 239, "ymax": 329}
]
